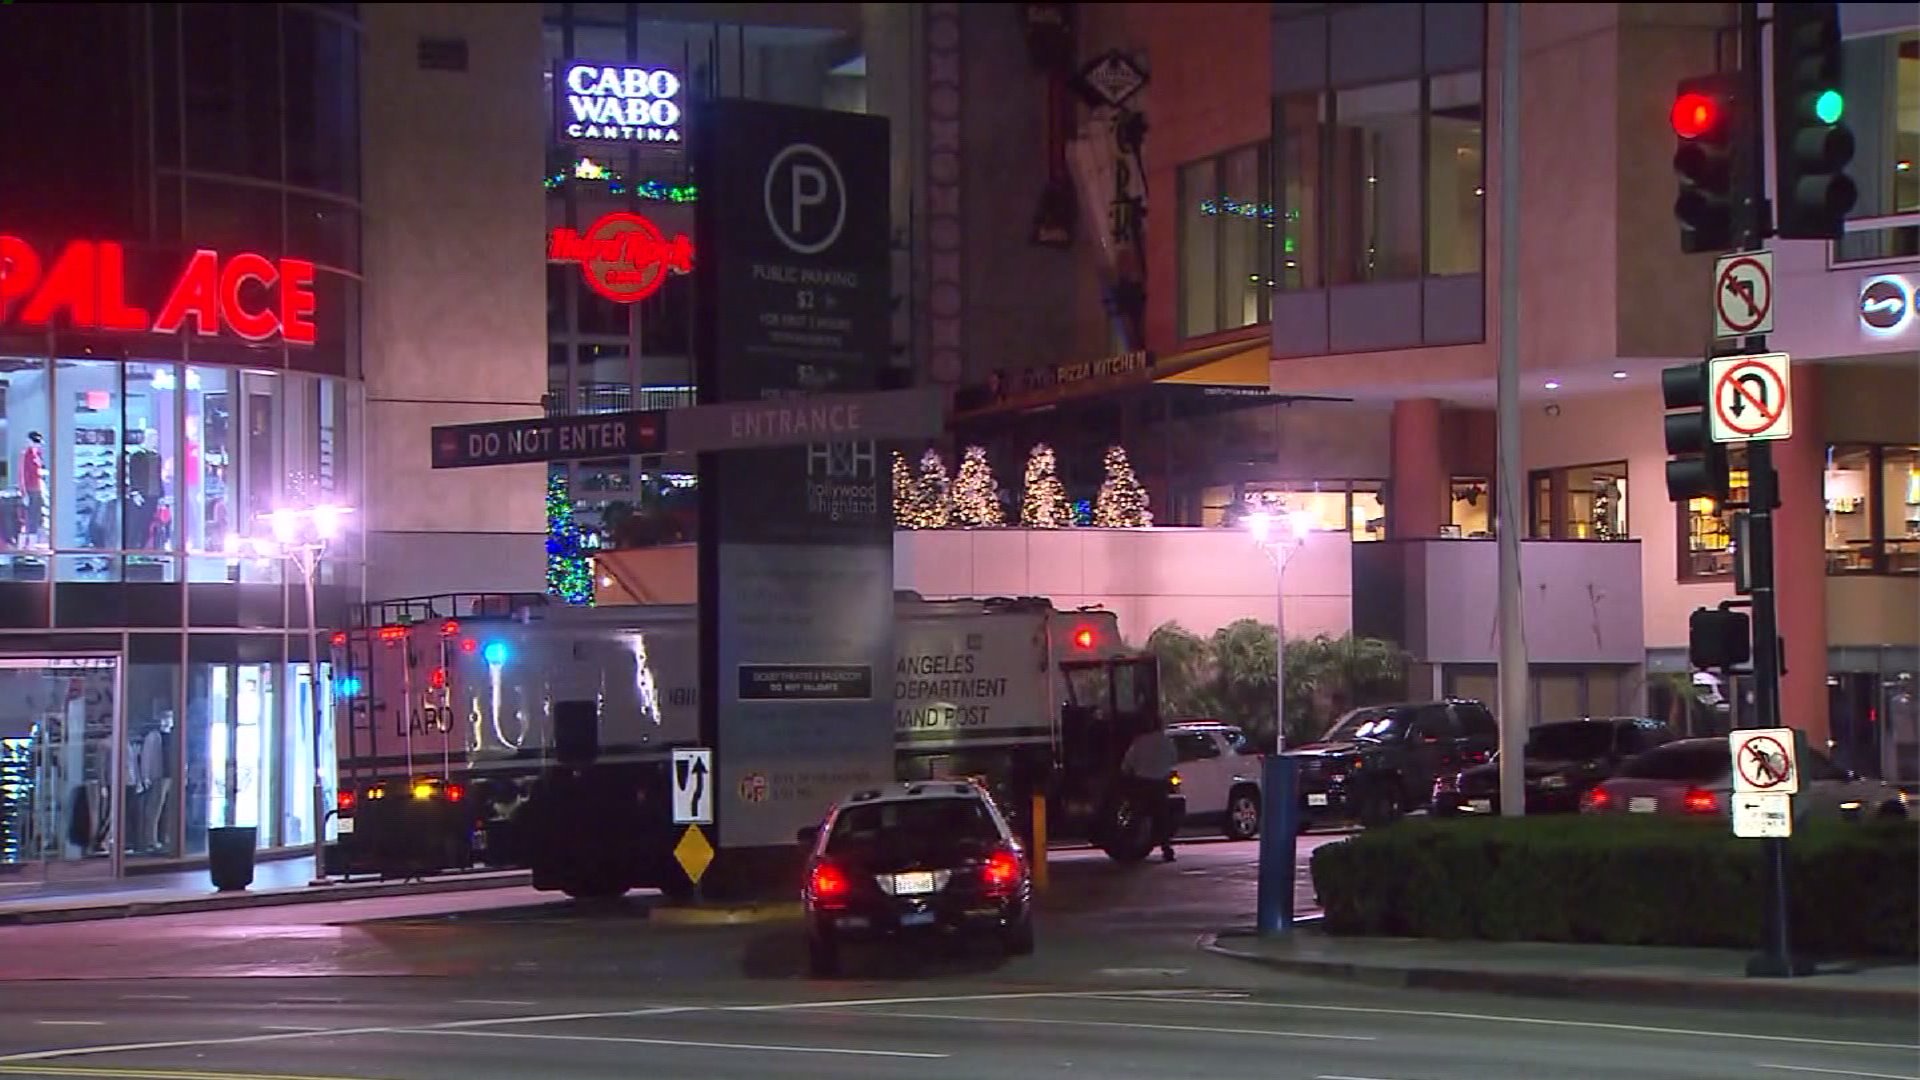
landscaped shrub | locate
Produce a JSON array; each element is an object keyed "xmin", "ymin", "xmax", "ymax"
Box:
[{"xmin": 1311, "ymin": 815, "xmax": 1917, "ymax": 957}]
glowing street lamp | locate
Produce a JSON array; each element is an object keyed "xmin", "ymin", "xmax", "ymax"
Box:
[
  {"xmin": 1244, "ymin": 501, "xmax": 1313, "ymax": 941},
  {"xmin": 239, "ymin": 503, "xmax": 353, "ymax": 886}
]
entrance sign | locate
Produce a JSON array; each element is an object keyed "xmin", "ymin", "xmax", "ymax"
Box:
[
  {"xmin": 555, "ymin": 61, "xmax": 683, "ymax": 144},
  {"xmin": 1713, "ymin": 250, "xmax": 1774, "ymax": 339},
  {"xmin": 694, "ymin": 99, "xmax": 896, "ymax": 856},
  {"xmin": 430, "ymin": 411, "xmax": 663, "ymax": 469},
  {"xmin": 548, "ymin": 211, "xmax": 693, "ymax": 304},
  {"xmin": 0, "ymin": 236, "xmax": 318, "ymax": 345},
  {"xmin": 1730, "ymin": 728, "xmax": 1800, "ymax": 795},
  {"xmin": 1709, "ymin": 352, "xmax": 1793, "ymax": 444},
  {"xmin": 1732, "ymin": 792, "xmax": 1793, "ymax": 838}
]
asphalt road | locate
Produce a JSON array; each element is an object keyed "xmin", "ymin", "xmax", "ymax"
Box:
[{"xmin": 0, "ymin": 837, "xmax": 1913, "ymax": 1080}]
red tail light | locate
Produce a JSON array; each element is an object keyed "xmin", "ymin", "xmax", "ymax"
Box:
[
  {"xmin": 809, "ymin": 861, "xmax": 850, "ymax": 906},
  {"xmin": 330, "ymin": 631, "xmax": 347, "ymax": 648},
  {"xmin": 982, "ymin": 849, "xmax": 1021, "ymax": 895},
  {"xmin": 1681, "ymin": 787, "xmax": 1719, "ymax": 814},
  {"xmin": 336, "ymin": 790, "xmax": 356, "ymax": 813},
  {"xmin": 1581, "ymin": 786, "xmax": 1612, "ymax": 812},
  {"xmin": 445, "ymin": 783, "xmax": 466, "ymax": 803},
  {"xmin": 429, "ymin": 667, "xmax": 447, "ymax": 690}
]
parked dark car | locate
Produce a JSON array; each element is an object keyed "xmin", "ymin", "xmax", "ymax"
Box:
[
  {"xmin": 1431, "ymin": 717, "xmax": 1677, "ymax": 817},
  {"xmin": 1286, "ymin": 700, "xmax": 1498, "ymax": 828},
  {"xmin": 1582, "ymin": 737, "xmax": 1911, "ymax": 822},
  {"xmin": 798, "ymin": 780, "xmax": 1035, "ymax": 977}
]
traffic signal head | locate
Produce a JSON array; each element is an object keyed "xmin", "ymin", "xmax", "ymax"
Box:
[
  {"xmin": 1662, "ymin": 363, "xmax": 1731, "ymax": 503},
  {"xmin": 1671, "ymin": 74, "xmax": 1739, "ymax": 254},
  {"xmin": 1688, "ymin": 607, "xmax": 1751, "ymax": 670},
  {"xmin": 1773, "ymin": 2, "xmax": 1857, "ymax": 239}
]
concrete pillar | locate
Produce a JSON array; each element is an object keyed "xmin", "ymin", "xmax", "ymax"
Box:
[
  {"xmin": 1390, "ymin": 398, "xmax": 1449, "ymax": 538},
  {"xmin": 1772, "ymin": 363, "xmax": 1830, "ymax": 745}
]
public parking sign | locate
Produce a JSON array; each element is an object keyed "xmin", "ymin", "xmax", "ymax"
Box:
[
  {"xmin": 1729, "ymin": 728, "xmax": 1800, "ymax": 796},
  {"xmin": 1708, "ymin": 352, "xmax": 1793, "ymax": 444}
]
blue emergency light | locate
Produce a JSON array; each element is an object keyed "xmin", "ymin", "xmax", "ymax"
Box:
[{"xmin": 483, "ymin": 641, "xmax": 509, "ymax": 666}]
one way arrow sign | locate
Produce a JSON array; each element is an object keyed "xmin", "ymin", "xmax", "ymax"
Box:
[{"xmin": 672, "ymin": 748, "xmax": 713, "ymax": 825}]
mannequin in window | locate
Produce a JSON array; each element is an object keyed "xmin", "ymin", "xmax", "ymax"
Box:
[
  {"xmin": 125, "ymin": 428, "xmax": 163, "ymax": 549},
  {"xmin": 136, "ymin": 710, "xmax": 176, "ymax": 853},
  {"xmin": 19, "ymin": 431, "xmax": 44, "ymax": 546}
]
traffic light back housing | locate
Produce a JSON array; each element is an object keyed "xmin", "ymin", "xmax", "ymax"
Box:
[
  {"xmin": 1662, "ymin": 362, "xmax": 1731, "ymax": 503},
  {"xmin": 1773, "ymin": 2, "xmax": 1857, "ymax": 239}
]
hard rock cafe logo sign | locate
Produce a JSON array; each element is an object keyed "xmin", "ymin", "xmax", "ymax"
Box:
[{"xmin": 547, "ymin": 211, "xmax": 694, "ymax": 304}]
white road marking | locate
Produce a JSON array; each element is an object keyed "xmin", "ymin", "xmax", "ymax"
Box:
[
  {"xmin": 258, "ymin": 1025, "xmax": 328, "ymax": 1033},
  {"xmin": 863, "ymin": 1008, "xmax": 1375, "ymax": 1042},
  {"xmin": 727, "ymin": 988, "xmax": 1175, "ymax": 1013},
  {"xmin": 275, "ymin": 997, "xmax": 343, "ymax": 1005},
  {"xmin": 117, "ymin": 994, "xmax": 191, "ymax": 1002},
  {"xmin": 398, "ymin": 1028, "xmax": 948, "ymax": 1060},
  {"xmin": 453, "ymin": 999, "xmax": 537, "ymax": 1007},
  {"xmin": 1318, "ymin": 1075, "xmax": 1409, "ymax": 1080},
  {"xmin": 1095, "ymin": 967, "xmax": 1188, "ymax": 977},
  {"xmin": 32, "ymin": 1022, "xmax": 105, "ymax": 1028},
  {"xmin": 1088, "ymin": 995, "xmax": 1920, "ymax": 1052},
  {"xmin": 1757, "ymin": 1066, "xmax": 1920, "ymax": 1080}
]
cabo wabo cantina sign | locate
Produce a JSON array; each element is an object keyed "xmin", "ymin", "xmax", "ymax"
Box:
[
  {"xmin": 0, "ymin": 236, "xmax": 317, "ymax": 345},
  {"xmin": 556, "ymin": 61, "xmax": 683, "ymax": 144}
]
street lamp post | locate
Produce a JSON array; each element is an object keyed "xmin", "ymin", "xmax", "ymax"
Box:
[
  {"xmin": 243, "ymin": 503, "xmax": 352, "ymax": 887},
  {"xmin": 1245, "ymin": 507, "xmax": 1310, "ymax": 936}
]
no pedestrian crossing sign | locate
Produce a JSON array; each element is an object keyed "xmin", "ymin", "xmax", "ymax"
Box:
[{"xmin": 1729, "ymin": 728, "xmax": 1800, "ymax": 796}]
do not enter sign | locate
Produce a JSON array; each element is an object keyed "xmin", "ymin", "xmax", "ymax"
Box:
[
  {"xmin": 1708, "ymin": 352, "xmax": 1794, "ymax": 444},
  {"xmin": 1729, "ymin": 728, "xmax": 1800, "ymax": 796}
]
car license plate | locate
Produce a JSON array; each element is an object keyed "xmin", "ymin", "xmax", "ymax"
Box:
[
  {"xmin": 1468, "ymin": 799, "xmax": 1492, "ymax": 813},
  {"xmin": 1629, "ymin": 796, "xmax": 1657, "ymax": 814},
  {"xmin": 1306, "ymin": 793, "xmax": 1329, "ymax": 807},
  {"xmin": 835, "ymin": 915, "xmax": 870, "ymax": 930},
  {"xmin": 336, "ymin": 817, "xmax": 354, "ymax": 835},
  {"xmin": 901, "ymin": 910, "xmax": 936, "ymax": 927},
  {"xmin": 893, "ymin": 871, "xmax": 936, "ymax": 895}
]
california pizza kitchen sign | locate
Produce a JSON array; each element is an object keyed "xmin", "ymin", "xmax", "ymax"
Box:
[{"xmin": 555, "ymin": 61, "xmax": 683, "ymax": 145}]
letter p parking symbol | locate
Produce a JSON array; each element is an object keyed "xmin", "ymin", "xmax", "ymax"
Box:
[{"xmin": 764, "ymin": 143, "xmax": 846, "ymax": 256}]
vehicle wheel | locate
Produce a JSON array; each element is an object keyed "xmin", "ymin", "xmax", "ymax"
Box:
[
  {"xmin": 1878, "ymin": 800, "xmax": 1909, "ymax": 821},
  {"xmin": 1224, "ymin": 786, "xmax": 1261, "ymax": 841},
  {"xmin": 807, "ymin": 932, "xmax": 840, "ymax": 978},
  {"xmin": 1356, "ymin": 783, "xmax": 1402, "ymax": 829},
  {"xmin": 1002, "ymin": 915, "xmax": 1036, "ymax": 957},
  {"xmin": 1101, "ymin": 797, "xmax": 1155, "ymax": 863}
]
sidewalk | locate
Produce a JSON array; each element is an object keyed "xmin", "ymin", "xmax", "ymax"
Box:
[
  {"xmin": 1205, "ymin": 927, "xmax": 1920, "ymax": 1016},
  {"xmin": 0, "ymin": 855, "xmax": 530, "ymax": 926}
]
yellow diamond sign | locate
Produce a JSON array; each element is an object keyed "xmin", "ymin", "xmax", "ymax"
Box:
[{"xmin": 674, "ymin": 824, "xmax": 715, "ymax": 884}]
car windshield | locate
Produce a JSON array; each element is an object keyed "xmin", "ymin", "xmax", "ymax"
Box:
[
  {"xmin": 825, "ymin": 797, "xmax": 1001, "ymax": 862},
  {"xmin": 1618, "ymin": 743, "xmax": 1730, "ymax": 782},
  {"xmin": 1320, "ymin": 709, "xmax": 1401, "ymax": 742},
  {"xmin": 1527, "ymin": 723, "xmax": 1617, "ymax": 760}
]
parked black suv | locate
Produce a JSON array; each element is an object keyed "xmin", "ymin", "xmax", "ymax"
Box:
[
  {"xmin": 1286, "ymin": 700, "xmax": 1498, "ymax": 828},
  {"xmin": 1431, "ymin": 716, "xmax": 1677, "ymax": 817}
]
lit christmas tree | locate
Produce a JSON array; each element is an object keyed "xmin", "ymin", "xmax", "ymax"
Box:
[
  {"xmin": 545, "ymin": 471, "xmax": 593, "ymax": 605},
  {"xmin": 916, "ymin": 449, "xmax": 953, "ymax": 528},
  {"xmin": 1094, "ymin": 445, "xmax": 1153, "ymax": 527},
  {"xmin": 892, "ymin": 450, "xmax": 919, "ymax": 526},
  {"xmin": 950, "ymin": 445, "xmax": 1004, "ymax": 527},
  {"xmin": 1020, "ymin": 443, "xmax": 1075, "ymax": 528}
]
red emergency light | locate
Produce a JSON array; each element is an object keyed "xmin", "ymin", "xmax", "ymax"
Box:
[
  {"xmin": 460, "ymin": 637, "xmax": 478, "ymax": 654},
  {"xmin": 330, "ymin": 631, "xmax": 347, "ymax": 648},
  {"xmin": 429, "ymin": 667, "xmax": 447, "ymax": 690},
  {"xmin": 440, "ymin": 619, "xmax": 461, "ymax": 637},
  {"xmin": 1072, "ymin": 625, "xmax": 1096, "ymax": 650},
  {"xmin": 376, "ymin": 625, "xmax": 407, "ymax": 645}
]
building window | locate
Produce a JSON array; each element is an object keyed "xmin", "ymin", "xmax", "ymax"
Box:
[
  {"xmin": 1274, "ymin": 92, "xmax": 1325, "ymax": 290},
  {"xmin": 1241, "ymin": 480, "xmax": 1386, "ymax": 541},
  {"xmin": 1330, "ymin": 79, "xmax": 1422, "ymax": 284},
  {"xmin": 1826, "ymin": 444, "xmax": 1920, "ymax": 575},
  {"xmin": 1178, "ymin": 144, "xmax": 1272, "ymax": 339},
  {"xmin": 1835, "ymin": 31, "xmax": 1919, "ymax": 264},
  {"xmin": 1426, "ymin": 71, "xmax": 1484, "ymax": 276},
  {"xmin": 1678, "ymin": 447, "xmax": 1750, "ymax": 579},
  {"xmin": 1528, "ymin": 462, "xmax": 1629, "ymax": 541},
  {"xmin": 1449, "ymin": 476, "xmax": 1491, "ymax": 538}
]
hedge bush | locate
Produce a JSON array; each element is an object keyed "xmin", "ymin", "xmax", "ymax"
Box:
[{"xmin": 1311, "ymin": 815, "xmax": 1918, "ymax": 957}]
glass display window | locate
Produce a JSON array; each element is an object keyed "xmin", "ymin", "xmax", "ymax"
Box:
[
  {"xmin": 53, "ymin": 360, "xmax": 122, "ymax": 578},
  {"xmin": 184, "ymin": 366, "xmax": 235, "ymax": 583},
  {"xmin": 0, "ymin": 358, "xmax": 52, "ymax": 578},
  {"xmin": 124, "ymin": 364, "xmax": 180, "ymax": 582}
]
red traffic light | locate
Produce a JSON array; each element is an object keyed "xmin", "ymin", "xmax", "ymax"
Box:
[{"xmin": 1671, "ymin": 92, "xmax": 1720, "ymax": 140}]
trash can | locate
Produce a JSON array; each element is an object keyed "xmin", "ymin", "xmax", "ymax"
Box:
[{"xmin": 208, "ymin": 826, "xmax": 258, "ymax": 892}]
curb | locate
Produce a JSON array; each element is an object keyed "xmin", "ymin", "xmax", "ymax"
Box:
[
  {"xmin": 0, "ymin": 871, "xmax": 533, "ymax": 926},
  {"xmin": 1201, "ymin": 931, "xmax": 1920, "ymax": 1017},
  {"xmin": 648, "ymin": 901, "xmax": 803, "ymax": 927}
]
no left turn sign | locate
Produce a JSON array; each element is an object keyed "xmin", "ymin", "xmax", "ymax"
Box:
[
  {"xmin": 1730, "ymin": 728, "xmax": 1800, "ymax": 795},
  {"xmin": 1714, "ymin": 250, "xmax": 1773, "ymax": 339},
  {"xmin": 1708, "ymin": 352, "xmax": 1793, "ymax": 443}
]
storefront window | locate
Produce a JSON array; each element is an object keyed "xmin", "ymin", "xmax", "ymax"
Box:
[
  {"xmin": 191, "ymin": 656, "xmax": 276, "ymax": 846},
  {"xmin": 125, "ymin": 649, "xmax": 182, "ymax": 859},
  {"xmin": 284, "ymin": 659, "xmax": 334, "ymax": 846},
  {"xmin": 1240, "ymin": 481, "xmax": 1386, "ymax": 541},
  {"xmin": 1529, "ymin": 462, "xmax": 1629, "ymax": 541},
  {"xmin": 1826, "ymin": 444, "xmax": 1920, "ymax": 575},
  {"xmin": 185, "ymin": 366, "xmax": 235, "ymax": 582},
  {"xmin": 0, "ymin": 358, "xmax": 51, "ymax": 580},
  {"xmin": 124, "ymin": 364, "xmax": 179, "ymax": 584},
  {"xmin": 55, "ymin": 360, "xmax": 122, "ymax": 578},
  {"xmin": 1449, "ymin": 476, "xmax": 1491, "ymax": 538},
  {"xmin": 0, "ymin": 657, "xmax": 119, "ymax": 867},
  {"xmin": 1426, "ymin": 71, "xmax": 1484, "ymax": 276}
]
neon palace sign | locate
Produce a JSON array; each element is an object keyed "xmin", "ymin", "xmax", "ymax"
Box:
[{"xmin": 0, "ymin": 236, "xmax": 318, "ymax": 345}]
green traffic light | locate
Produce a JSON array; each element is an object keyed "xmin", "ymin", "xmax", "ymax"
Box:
[{"xmin": 1814, "ymin": 89, "xmax": 1844, "ymax": 124}]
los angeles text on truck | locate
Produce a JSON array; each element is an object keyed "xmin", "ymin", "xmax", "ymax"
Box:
[{"xmin": 326, "ymin": 592, "xmax": 1169, "ymax": 898}]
